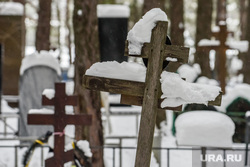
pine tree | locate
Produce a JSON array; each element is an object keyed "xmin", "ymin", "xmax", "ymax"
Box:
[{"xmin": 73, "ymin": 0, "xmax": 104, "ymax": 166}]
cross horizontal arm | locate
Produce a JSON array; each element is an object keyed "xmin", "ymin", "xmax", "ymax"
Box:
[
  {"xmin": 197, "ymin": 45, "xmax": 229, "ymax": 51},
  {"xmin": 83, "ymin": 75, "xmax": 145, "ymax": 96},
  {"xmin": 65, "ymin": 114, "xmax": 92, "ymax": 125},
  {"xmin": 28, "ymin": 114, "xmax": 55, "ymax": 125},
  {"xmin": 120, "ymin": 92, "xmax": 222, "ymax": 107},
  {"xmin": 42, "ymin": 95, "xmax": 78, "ymax": 106},
  {"xmin": 125, "ymin": 41, "xmax": 189, "ymax": 64}
]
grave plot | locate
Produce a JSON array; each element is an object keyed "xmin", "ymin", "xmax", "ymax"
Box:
[
  {"xmin": 83, "ymin": 8, "xmax": 222, "ymax": 166},
  {"xmin": 28, "ymin": 82, "xmax": 92, "ymax": 167}
]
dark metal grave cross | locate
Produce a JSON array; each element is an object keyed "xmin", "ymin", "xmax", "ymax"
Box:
[
  {"xmin": 28, "ymin": 82, "xmax": 92, "ymax": 167},
  {"xmin": 83, "ymin": 21, "xmax": 222, "ymax": 167},
  {"xmin": 198, "ymin": 23, "xmax": 235, "ymax": 94}
]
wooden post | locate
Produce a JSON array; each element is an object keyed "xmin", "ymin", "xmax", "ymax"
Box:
[
  {"xmin": 28, "ymin": 83, "xmax": 92, "ymax": 167},
  {"xmin": 135, "ymin": 21, "xmax": 167, "ymax": 166}
]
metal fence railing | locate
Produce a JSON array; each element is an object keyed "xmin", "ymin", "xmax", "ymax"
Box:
[{"xmin": 0, "ymin": 144, "xmax": 249, "ymax": 167}]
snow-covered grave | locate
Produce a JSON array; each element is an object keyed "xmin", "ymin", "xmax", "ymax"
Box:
[
  {"xmin": 19, "ymin": 51, "xmax": 61, "ymax": 137},
  {"xmin": 27, "ymin": 82, "xmax": 92, "ymax": 166},
  {"xmin": 83, "ymin": 8, "xmax": 222, "ymax": 166},
  {"xmin": 175, "ymin": 111, "xmax": 235, "ymax": 148}
]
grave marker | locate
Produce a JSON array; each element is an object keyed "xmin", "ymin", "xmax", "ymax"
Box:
[
  {"xmin": 83, "ymin": 21, "xmax": 222, "ymax": 166},
  {"xmin": 28, "ymin": 83, "xmax": 92, "ymax": 167}
]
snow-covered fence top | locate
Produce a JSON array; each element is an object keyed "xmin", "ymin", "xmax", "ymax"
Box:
[
  {"xmin": 20, "ymin": 50, "xmax": 61, "ymax": 76},
  {"xmin": 97, "ymin": 4, "xmax": 130, "ymax": 18},
  {"xmin": 0, "ymin": 2, "xmax": 24, "ymax": 16},
  {"xmin": 175, "ymin": 111, "xmax": 235, "ymax": 148}
]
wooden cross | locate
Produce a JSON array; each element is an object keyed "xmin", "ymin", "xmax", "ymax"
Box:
[
  {"xmin": 197, "ymin": 23, "xmax": 235, "ymax": 94},
  {"xmin": 83, "ymin": 21, "xmax": 222, "ymax": 167},
  {"xmin": 28, "ymin": 82, "xmax": 92, "ymax": 167}
]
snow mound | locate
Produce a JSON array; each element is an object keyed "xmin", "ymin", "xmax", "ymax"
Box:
[
  {"xmin": 175, "ymin": 111, "xmax": 235, "ymax": 148},
  {"xmin": 20, "ymin": 50, "xmax": 61, "ymax": 76},
  {"xmin": 160, "ymin": 72, "xmax": 221, "ymax": 107},
  {"xmin": 97, "ymin": 4, "xmax": 130, "ymax": 18},
  {"xmin": 42, "ymin": 89, "xmax": 55, "ymax": 100},
  {"xmin": 0, "ymin": 2, "xmax": 24, "ymax": 15},
  {"xmin": 77, "ymin": 140, "xmax": 92, "ymax": 157},
  {"xmin": 127, "ymin": 8, "xmax": 168, "ymax": 55},
  {"xmin": 226, "ymin": 40, "xmax": 249, "ymax": 53},
  {"xmin": 85, "ymin": 61, "xmax": 146, "ymax": 82}
]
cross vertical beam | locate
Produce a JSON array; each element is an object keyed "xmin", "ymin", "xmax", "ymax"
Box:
[{"xmin": 135, "ymin": 21, "xmax": 168, "ymax": 167}]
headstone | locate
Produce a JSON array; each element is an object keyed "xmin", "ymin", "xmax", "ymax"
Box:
[
  {"xmin": 97, "ymin": 4, "xmax": 130, "ymax": 62},
  {"xmin": 226, "ymin": 97, "xmax": 250, "ymax": 142},
  {"xmin": 0, "ymin": 2, "xmax": 25, "ymax": 96},
  {"xmin": 19, "ymin": 51, "xmax": 61, "ymax": 137}
]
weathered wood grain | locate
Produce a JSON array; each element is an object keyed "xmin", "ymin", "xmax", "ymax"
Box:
[{"xmin": 83, "ymin": 75, "xmax": 145, "ymax": 97}]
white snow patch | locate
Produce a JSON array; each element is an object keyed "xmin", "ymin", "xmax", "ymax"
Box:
[
  {"xmin": 67, "ymin": 64, "xmax": 75, "ymax": 78},
  {"xmin": 166, "ymin": 57, "xmax": 178, "ymax": 62},
  {"xmin": 0, "ymin": 2, "xmax": 24, "ymax": 15},
  {"xmin": 28, "ymin": 108, "xmax": 54, "ymax": 114},
  {"xmin": 42, "ymin": 89, "xmax": 55, "ymax": 100},
  {"xmin": 127, "ymin": 8, "xmax": 168, "ymax": 55},
  {"xmin": 175, "ymin": 111, "xmax": 235, "ymax": 147},
  {"xmin": 97, "ymin": 4, "xmax": 130, "ymax": 18},
  {"xmin": 177, "ymin": 64, "xmax": 201, "ymax": 82},
  {"xmin": 196, "ymin": 76, "xmax": 219, "ymax": 86},
  {"xmin": 226, "ymin": 40, "xmax": 249, "ymax": 53},
  {"xmin": 160, "ymin": 72, "xmax": 221, "ymax": 107},
  {"xmin": 77, "ymin": 140, "xmax": 93, "ymax": 157},
  {"xmin": 246, "ymin": 111, "xmax": 250, "ymax": 118},
  {"xmin": 20, "ymin": 50, "xmax": 61, "ymax": 76},
  {"xmin": 85, "ymin": 61, "xmax": 146, "ymax": 82},
  {"xmin": 198, "ymin": 39, "xmax": 220, "ymax": 46}
]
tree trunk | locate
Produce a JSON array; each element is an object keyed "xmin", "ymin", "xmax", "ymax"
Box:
[
  {"xmin": 169, "ymin": 0, "xmax": 184, "ymax": 46},
  {"xmin": 243, "ymin": 0, "xmax": 250, "ymax": 83},
  {"xmin": 73, "ymin": 0, "xmax": 104, "ymax": 167},
  {"xmin": 240, "ymin": 0, "xmax": 247, "ymax": 40},
  {"xmin": 216, "ymin": 0, "xmax": 227, "ymax": 25},
  {"xmin": 142, "ymin": 0, "xmax": 165, "ymax": 15},
  {"xmin": 35, "ymin": 0, "xmax": 52, "ymax": 51},
  {"xmin": 66, "ymin": 0, "xmax": 72, "ymax": 64},
  {"xmin": 195, "ymin": 0, "xmax": 213, "ymax": 78}
]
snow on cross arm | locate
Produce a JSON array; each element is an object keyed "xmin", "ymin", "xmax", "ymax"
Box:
[
  {"xmin": 160, "ymin": 71, "xmax": 221, "ymax": 108},
  {"xmin": 127, "ymin": 8, "xmax": 168, "ymax": 55},
  {"xmin": 85, "ymin": 61, "xmax": 146, "ymax": 82},
  {"xmin": 0, "ymin": 2, "xmax": 24, "ymax": 15}
]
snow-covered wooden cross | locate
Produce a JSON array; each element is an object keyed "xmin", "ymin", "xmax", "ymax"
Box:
[
  {"xmin": 197, "ymin": 23, "xmax": 248, "ymax": 94},
  {"xmin": 28, "ymin": 82, "xmax": 92, "ymax": 167},
  {"xmin": 83, "ymin": 8, "xmax": 222, "ymax": 167}
]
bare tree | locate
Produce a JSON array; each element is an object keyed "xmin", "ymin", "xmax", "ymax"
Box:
[
  {"xmin": 239, "ymin": 0, "xmax": 247, "ymax": 40},
  {"xmin": 142, "ymin": 0, "xmax": 165, "ymax": 15},
  {"xmin": 169, "ymin": 0, "xmax": 184, "ymax": 46},
  {"xmin": 35, "ymin": 0, "xmax": 52, "ymax": 51},
  {"xmin": 195, "ymin": 0, "xmax": 213, "ymax": 78},
  {"xmin": 242, "ymin": 0, "xmax": 250, "ymax": 83},
  {"xmin": 73, "ymin": 0, "xmax": 104, "ymax": 166}
]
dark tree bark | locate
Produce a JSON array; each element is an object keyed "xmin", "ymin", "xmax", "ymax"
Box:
[
  {"xmin": 73, "ymin": 0, "xmax": 104, "ymax": 167},
  {"xmin": 242, "ymin": 0, "xmax": 250, "ymax": 83},
  {"xmin": 66, "ymin": 0, "xmax": 72, "ymax": 64},
  {"xmin": 169, "ymin": 0, "xmax": 184, "ymax": 46},
  {"xmin": 195, "ymin": 0, "xmax": 213, "ymax": 78},
  {"xmin": 216, "ymin": 0, "xmax": 227, "ymax": 25},
  {"xmin": 35, "ymin": 0, "xmax": 52, "ymax": 51},
  {"xmin": 240, "ymin": 0, "xmax": 247, "ymax": 40},
  {"xmin": 142, "ymin": 0, "xmax": 165, "ymax": 15}
]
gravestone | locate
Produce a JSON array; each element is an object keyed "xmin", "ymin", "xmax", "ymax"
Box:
[
  {"xmin": 97, "ymin": 4, "xmax": 130, "ymax": 62},
  {"xmin": 19, "ymin": 51, "xmax": 61, "ymax": 137},
  {"xmin": 226, "ymin": 97, "xmax": 250, "ymax": 142},
  {"xmin": 0, "ymin": 2, "xmax": 25, "ymax": 96}
]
